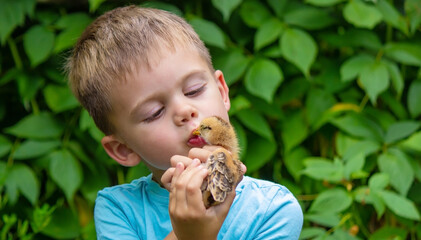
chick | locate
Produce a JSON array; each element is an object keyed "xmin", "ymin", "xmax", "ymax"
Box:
[{"xmin": 193, "ymin": 116, "xmax": 243, "ymax": 208}]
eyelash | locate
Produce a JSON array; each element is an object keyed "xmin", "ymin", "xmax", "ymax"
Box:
[
  {"xmin": 185, "ymin": 85, "xmax": 205, "ymax": 97},
  {"xmin": 143, "ymin": 84, "xmax": 206, "ymax": 123},
  {"xmin": 144, "ymin": 107, "xmax": 164, "ymax": 123}
]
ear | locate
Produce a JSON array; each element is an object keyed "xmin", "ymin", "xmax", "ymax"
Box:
[
  {"xmin": 101, "ymin": 135, "xmax": 141, "ymax": 167},
  {"xmin": 214, "ymin": 70, "xmax": 230, "ymax": 111}
]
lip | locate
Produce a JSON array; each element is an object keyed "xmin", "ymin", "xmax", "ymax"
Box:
[{"xmin": 187, "ymin": 128, "xmax": 207, "ymax": 148}]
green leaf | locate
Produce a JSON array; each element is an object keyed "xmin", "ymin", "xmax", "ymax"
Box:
[
  {"xmin": 43, "ymin": 84, "xmax": 79, "ymax": 113},
  {"xmin": 243, "ymin": 136, "xmax": 276, "ymax": 173},
  {"xmin": 211, "ymin": 0, "xmax": 242, "ymax": 22},
  {"xmin": 14, "ymin": 139, "xmax": 61, "ymax": 160},
  {"xmin": 88, "ymin": 0, "xmax": 106, "ymax": 12},
  {"xmin": 376, "ymin": 0, "xmax": 408, "ymax": 35},
  {"xmin": 359, "ymin": 61, "xmax": 390, "ymax": 104},
  {"xmin": 49, "ymin": 149, "xmax": 82, "ymax": 201},
  {"xmin": 341, "ymin": 139, "xmax": 381, "ymax": 161},
  {"xmin": 305, "ymin": 88, "xmax": 336, "ymax": 126},
  {"xmin": 0, "ymin": 135, "xmax": 12, "ymax": 158},
  {"xmin": 408, "ymin": 80, "xmax": 421, "ymax": 118},
  {"xmin": 281, "ymin": 110, "xmax": 308, "ymax": 153},
  {"xmin": 299, "ymin": 227, "xmax": 326, "ymax": 240},
  {"xmin": 17, "ymin": 74, "xmax": 44, "ymax": 103},
  {"xmin": 281, "ymin": 28, "xmax": 317, "ymax": 78},
  {"xmin": 302, "ymin": 157, "xmax": 344, "ymax": 182},
  {"xmin": 306, "ymin": 0, "xmax": 346, "ymax": 7},
  {"xmin": 369, "ymin": 226, "xmax": 408, "ymax": 240},
  {"xmin": 378, "ymin": 149, "xmax": 414, "ymax": 196},
  {"xmin": 54, "ymin": 13, "xmax": 92, "ymax": 53},
  {"xmin": 0, "ymin": 0, "xmax": 36, "ymax": 44},
  {"xmin": 41, "ymin": 207, "xmax": 81, "ymax": 238},
  {"xmin": 384, "ymin": 121, "xmax": 420, "ymax": 144},
  {"xmin": 321, "ymin": 29, "xmax": 382, "ymax": 51},
  {"xmin": 405, "ymin": 0, "xmax": 421, "ymax": 34},
  {"xmin": 344, "ymin": 153, "xmax": 365, "ymax": 180},
  {"xmin": 305, "ymin": 212, "xmax": 340, "ymax": 227},
  {"xmin": 284, "ymin": 147, "xmax": 309, "ymax": 181},
  {"xmin": 231, "ymin": 119, "xmax": 247, "ymax": 159},
  {"xmin": 81, "ymin": 165, "xmax": 110, "ymax": 203},
  {"xmin": 141, "ymin": 2, "xmax": 183, "ymax": 16},
  {"xmin": 244, "ymin": 58, "xmax": 283, "ymax": 103},
  {"xmin": 254, "ymin": 18, "xmax": 283, "ymax": 51},
  {"xmin": 354, "ymin": 186, "xmax": 386, "ymax": 217},
  {"xmin": 236, "ymin": 109, "xmax": 273, "ymax": 140},
  {"xmin": 23, "ymin": 25, "xmax": 54, "ymax": 67},
  {"xmin": 378, "ymin": 190, "xmax": 421, "ymax": 220},
  {"xmin": 189, "ymin": 18, "xmax": 226, "ymax": 49},
  {"xmin": 284, "ymin": 7, "xmax": 335, "ymax": 30},
  {"xmin": 310, "ymin": 188, "xmax": 352, "ymax": 213},
  {"xmin": 383, "ymin": 60, "xmax": 404, "ymax": 98},
  {"xmin": 0, "ymin": 162, "xmax": 6, "ymax": 185},
  {"xmin": 330, "ymin": 112, "xmax": 383, "ymax": 142},
  {"xmin": 340, "ymin": 54, "xmax": 374, "ymax": 82},
  {"xmin": 213, "ymin": 49, "xmax": 251, "ymax": 86},
  {"xmin": 401, "ymin": 131, "xmax": 421, "ymax": 152},
  {"xmin": 369, "ymin": 173, "xmax": 389, "ymax": 191},
  {"xmin": 228, "ymin": 95, "xmax": 251, "ymax": 116},
  {"xmin": 5, "ymin": 112, "xmax": 64, "ymax": 139},
  {"xmin": 239, "ymin": 0, "xmax": 272, "ymax": 28},
  {"xmin": 384, "ymin": 42, "xmax": 421, "ymax": 66},
  {"xmin": 5, "ymin": 164, "xmax": 39, "ymax": 205},
  {"xmin": 343, "ymin": 0, "xmax": 382, "ymax": 29}
]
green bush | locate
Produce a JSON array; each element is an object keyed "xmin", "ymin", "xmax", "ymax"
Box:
[{"xmin": 1, "ymin": 0, "xmax": 421, "ymax": 239}]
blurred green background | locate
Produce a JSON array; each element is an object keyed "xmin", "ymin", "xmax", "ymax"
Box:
[{"xmin": 1, "ymin": 0, "xmax": 421, "ymax": 239}]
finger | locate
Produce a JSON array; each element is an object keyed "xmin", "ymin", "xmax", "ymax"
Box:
[
  {"xmin": 188, "ymin": 148, "xmax": 212, "ymax": 163},
  {"xmin": 169, "ymin": 162, "xmax": 185, "ymax": 214},
  {"xmin": 173, "ymin": 159, "xmax": 203, "ymax": 212},
  {"xmin": 170, "ymin": 155, "xmax": 193, "ymax": 168},
  {"xmin": 202, "ymin": 145, "xmax": 220, "ymax": 152},
  {"xmin": 240, "ymin": 163, "xmax": 247, "ymax": 174},
  {"xmin": 161, "ymin": 167, "xmax": 175, "ymax": 191}
]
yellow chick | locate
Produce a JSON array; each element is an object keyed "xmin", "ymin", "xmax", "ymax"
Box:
[{"xmin": 193, "ymin": 116, "xmax": 242, "ymax": 208}]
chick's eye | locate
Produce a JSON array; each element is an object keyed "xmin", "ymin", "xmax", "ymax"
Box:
[
  {"xmin": 144, "ymin": 107, "xmax": 164, "ymax": 122},
  {"xmin": 185, "ymin": 84, "xmax": 205, "ymax": 97}
]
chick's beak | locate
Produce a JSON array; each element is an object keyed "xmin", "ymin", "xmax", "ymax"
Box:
[{"xmin": 192, "ymin": 128, "xmax": 200, "ymax": 136}]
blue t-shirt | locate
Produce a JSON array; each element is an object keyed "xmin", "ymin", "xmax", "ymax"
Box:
[{"xmin": 95, "ymin": 175, "xmax": 303, "ymax": 239}]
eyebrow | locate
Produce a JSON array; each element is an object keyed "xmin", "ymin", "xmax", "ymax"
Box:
[{"xmin": 129, "ymin": 69, "xmax": 208, "ymax": 120}]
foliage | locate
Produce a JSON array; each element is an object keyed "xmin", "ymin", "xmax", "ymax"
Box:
[{"xmin": 1, "ymin": 0, "xmax": 421, "ymax": 239}]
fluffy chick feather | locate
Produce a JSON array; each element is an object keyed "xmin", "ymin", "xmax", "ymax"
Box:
[{"xmin": 193, "ymin": 116, "xmax": 242, "ymax": 208}]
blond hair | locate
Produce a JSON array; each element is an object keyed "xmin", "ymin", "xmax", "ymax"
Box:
[{"xmin": 66, "ymin": 5, "xmax": 212, "ymax": 134}]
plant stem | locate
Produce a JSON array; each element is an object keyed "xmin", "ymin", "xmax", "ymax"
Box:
[
  {"xmin": 7, "ymin": 38, "xmax": 23, "ymax": 70},
  {"xmin": 359, "ymin": 94, "xmax": 369, "ymax": 110},
  {"xmin": 352, "ymin": 203, "xmax": 371, "ymax": 238}
]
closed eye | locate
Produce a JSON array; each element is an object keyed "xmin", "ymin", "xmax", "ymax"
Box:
[
  {"xmin": 185, "ymin": 84, "xmax": 206, "ymax": 97},
  {"xmin": 144, "ymin": 107, "xmax": 164, "ymax": 123}
]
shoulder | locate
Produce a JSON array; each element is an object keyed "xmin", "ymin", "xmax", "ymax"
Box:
[
  {"xmin": 237, "ymin": 176, "xmax": 296, "ymax": 201},
  {"xmin": 95, "ymin": 175, "xmax": 155, "ymax": 211},
  {"xmin": 225, "ymin": 176, "xmax": 303, "ymax": 239}
]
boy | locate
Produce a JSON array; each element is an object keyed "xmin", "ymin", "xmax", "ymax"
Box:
[{"xmin": 67, "ymin": 5, "xmax": 303, "ymax": 240}]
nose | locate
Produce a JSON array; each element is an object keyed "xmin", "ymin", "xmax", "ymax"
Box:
[{"xmin": 173, "ymin": 103, "xmax": 198, "ymax": 126}]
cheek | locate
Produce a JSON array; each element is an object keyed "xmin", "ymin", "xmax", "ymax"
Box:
[{"xmin": 134, "ymin": 129, "xmax": 178, "ymax": 169}]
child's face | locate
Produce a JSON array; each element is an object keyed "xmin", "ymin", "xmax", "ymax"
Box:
[{"xmin": 102, "ymin": 46, "xmax": 231, "ymax": 178}]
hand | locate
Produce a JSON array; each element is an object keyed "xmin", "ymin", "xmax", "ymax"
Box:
[
  {"xmin": 161, "ymin": 147, "xmax": 247, "ymax": 190},
  {"xmin": 168, "ymin": 159, "xmax": 236, "ymax": 240}
]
